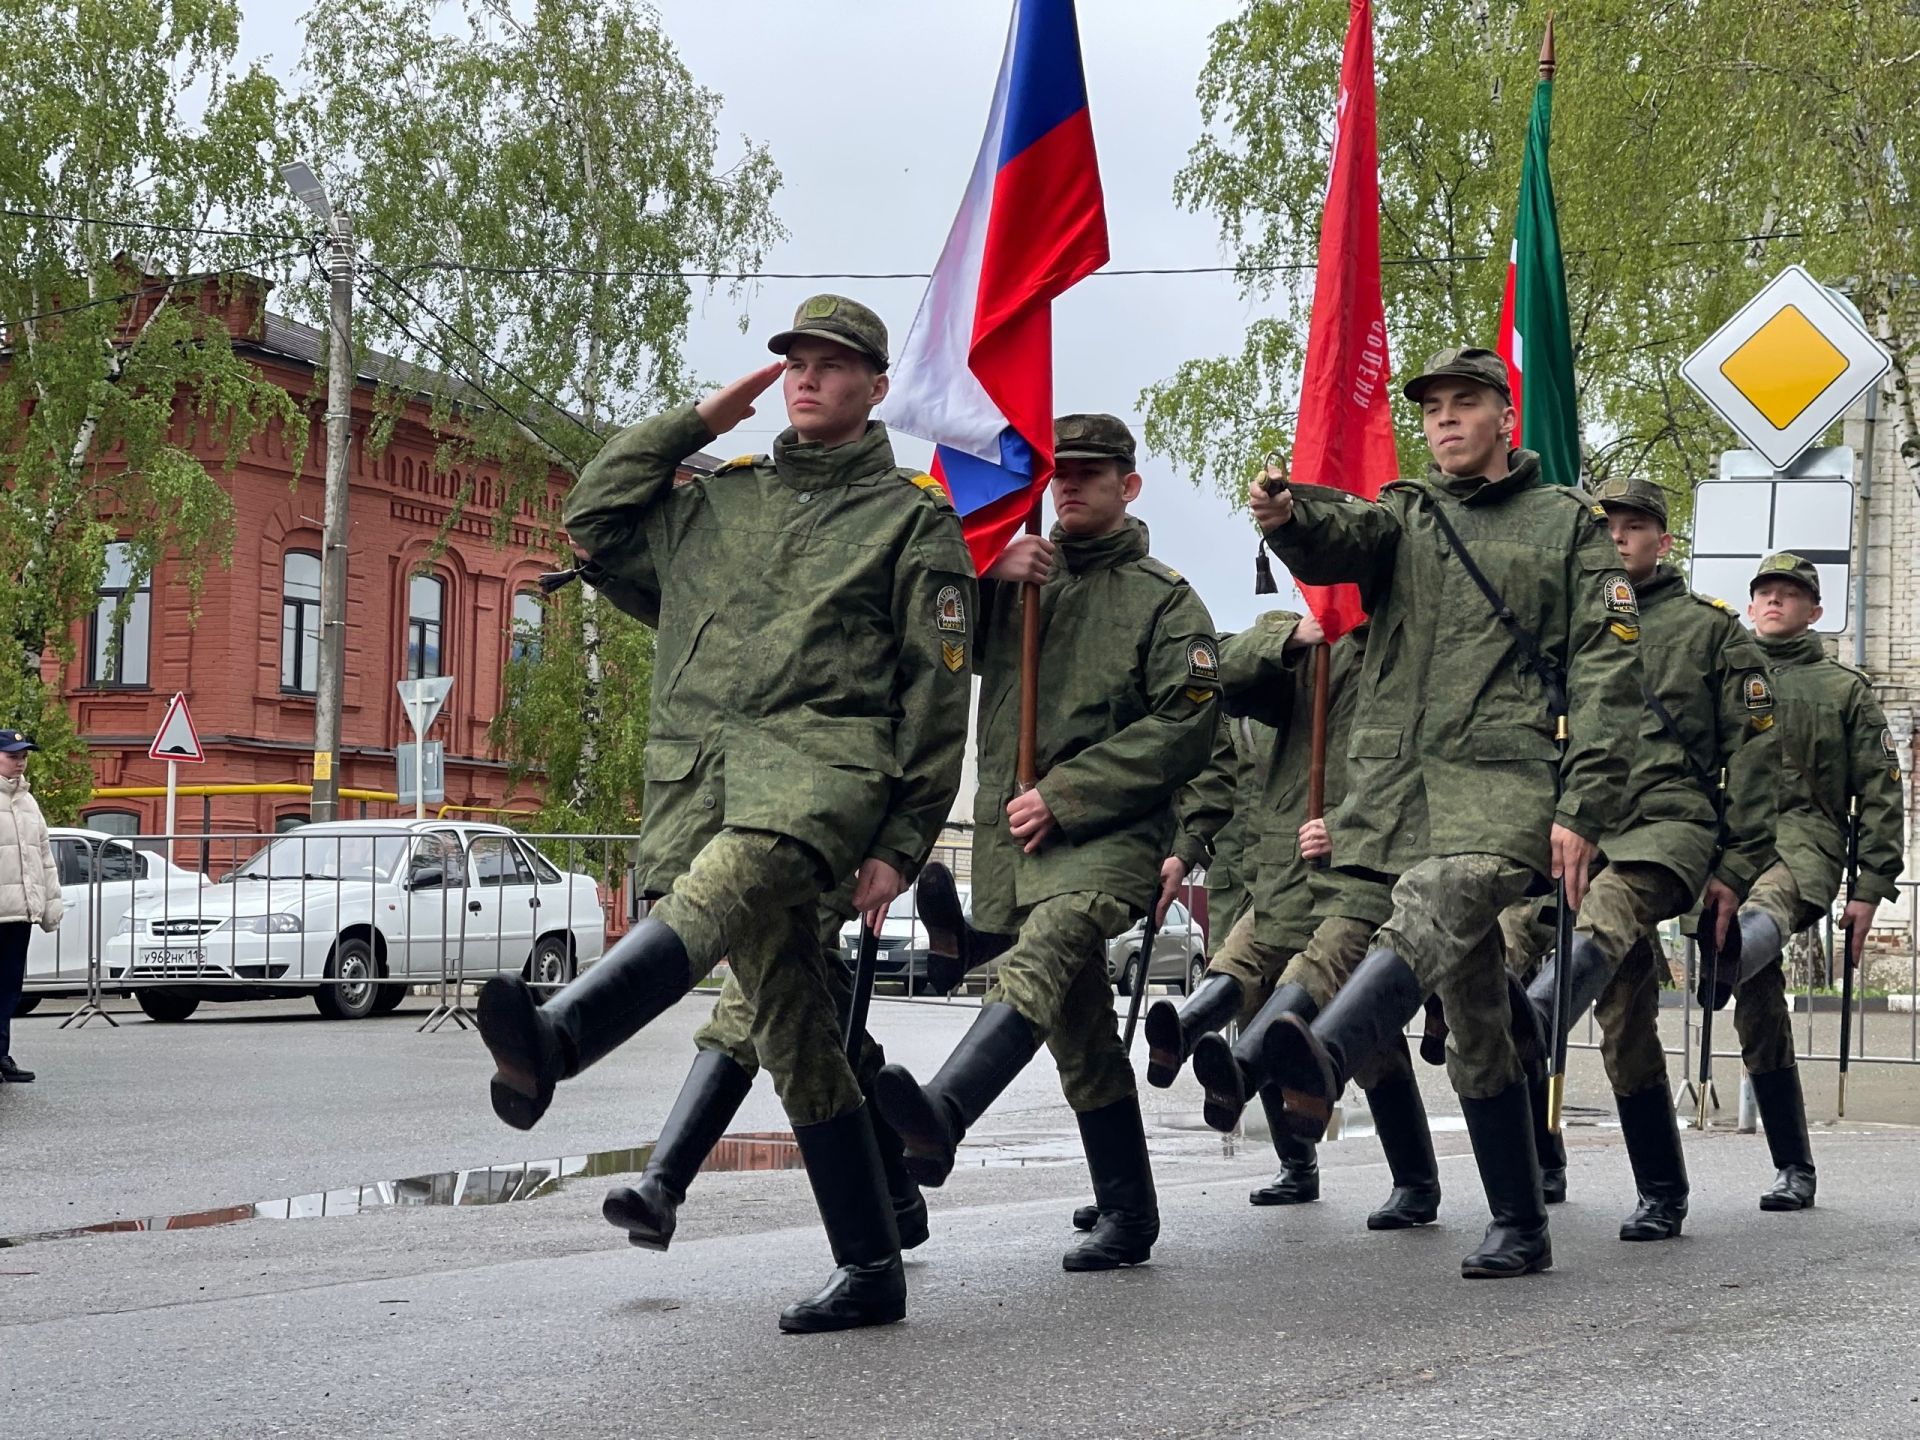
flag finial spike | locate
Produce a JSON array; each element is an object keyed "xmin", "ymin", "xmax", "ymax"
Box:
[{"xmin": 1539, "ymin": 13, "xmax": 1557, "ymax": 80}]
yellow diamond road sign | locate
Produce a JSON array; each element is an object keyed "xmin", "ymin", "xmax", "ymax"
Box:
[{"xmin": 1681, "ymin": 264, "xmax": 1891, "ymax": 472}]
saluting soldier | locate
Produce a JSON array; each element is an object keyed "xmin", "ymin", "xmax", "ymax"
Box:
[
  {"xmin": 1249, "ymin": 347, "xmax": 1644, "ymax": 1280},
  {"xmin": 1720, "ymin": 552, "xmax": 1904, "ymax": 1211},
  {"xmin": 1516, "ymin": 475, "xmax": 1778, "ymax": 1240},
  {"xmin": 877, "ymin": 414, "xmax": 1219, "ymax": 1273},
  {"xmin": 476, "ymin": 295, "xmax": 975, "ymax": 1333}
]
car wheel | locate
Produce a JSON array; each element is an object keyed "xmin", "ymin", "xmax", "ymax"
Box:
[
  {"xmin": 1118, "ymin": 951, "xmax": 1143, "ymax": 997},
  {"xmin": 528, "ymin": 935, "xmax": 575, "ymax": 999},
  {"xmin": 136, "ymin": 989, "xmax": 200, "ymax": 1023},
  {"xmin": 314, "ymin": 937, "xmax": 380, "ymax": 1020},
  {"xmin": 1187, "ymin": 955, "xmax": 1207, "ymax": 995},
  {"xmin": 11, "ymin": 995, "xmax": 40, "ymax": 1017},
  {"xmin": 369, "ymin": 982, "xmax": 407, "ymax": 1016}
]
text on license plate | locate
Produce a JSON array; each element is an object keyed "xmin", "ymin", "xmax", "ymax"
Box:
[{"xmin": 142, "ymin": 948, "xmax": 206, "ymax": 968}]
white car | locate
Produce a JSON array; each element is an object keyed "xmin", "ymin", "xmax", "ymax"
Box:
[
  {"xmin": 15, "ymin": 828, "xmax": 205, "ymax": 1014},
  {"xmin": 99, "ymin": 820, "xmax": 607, "ymax": 1022}
]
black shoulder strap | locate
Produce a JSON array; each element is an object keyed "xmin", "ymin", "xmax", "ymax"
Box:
[
  {"xmin": 1639, "ymin": 680, "xmax": 1722, "ymax": 811},
  {"xmin": 1417, "ymin": 492, "xmax": 1568, "ymax": 720}
]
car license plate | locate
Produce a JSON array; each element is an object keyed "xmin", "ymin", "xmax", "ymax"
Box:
[{"xmin": 142, "ymin": 948, "xmax": 205, "ymax": 968}]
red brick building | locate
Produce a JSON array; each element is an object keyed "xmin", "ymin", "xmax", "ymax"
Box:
[{"xmin": 54, "ymin": 276, "xmax": 713, "ymax": 840}]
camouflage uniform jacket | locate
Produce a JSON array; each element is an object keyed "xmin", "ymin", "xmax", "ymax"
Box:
[
  {"xmin": 562, "ymin": 408, "xmax": 976, "ymax": 892},
  {"xmin": 1171, "ymin": 709, "xmax": 1241, "ymax": 874},
  {"xmin": 1601, "ymin": 564, "xmax": 1778, "ymax": 900},
  {"xmin": 969, "ymin": 518, "xmax": 1220, "ymax": 930},
  {"xmin": 1262, "ymin": 450, "xmax": 1644, "ymax": 879},
  {"xmin": 1756, "ymin": 630, "xmax": 1905, "ymax": 908}
]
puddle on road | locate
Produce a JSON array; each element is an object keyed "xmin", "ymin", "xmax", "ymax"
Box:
[{"xmin": 0, "ymin": 1131, "xmax": 803, "ymax": 1251}]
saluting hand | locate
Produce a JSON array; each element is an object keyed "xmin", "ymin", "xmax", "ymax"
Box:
[
  {"xmin": 1550, "ymin": 824, "xmax": 1596, "ymax": 911},
  {"xmin": 696, "ymin": 361, "xmax": 784, "ymax": 439},
  {"xmin": 986, "ymin": 535, "xmax": 1056, "ymax": 586},
  {"xmin": 1006, "ymin": 789, "xmax": 1057, "ymax": 854}
]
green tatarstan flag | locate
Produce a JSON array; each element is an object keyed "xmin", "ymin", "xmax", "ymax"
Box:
[{"xmin": 1497, "ymin": 38, "xmax": 1580, "ymax": 487}]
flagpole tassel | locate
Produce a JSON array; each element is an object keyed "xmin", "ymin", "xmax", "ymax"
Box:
[{"xmin": 1254, "ymin": 545, "xmax": 1278, "ymax": 594}]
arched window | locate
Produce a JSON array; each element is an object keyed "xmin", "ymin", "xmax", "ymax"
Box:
[
  {"xmin": 407, "ymin": 574, "xmax": 445, "ymax": 679},
  {"xmin": 274, "ymin": 813, "xmax": 309, "ymax": 834},
  {"xmin": 510, "ymin": 589, "xmax": 543, "ymax": 664},
  {"xmin": 88, "ymin": 543, "xmax": 151, "ymax": 687},
  {"xmin": 281, "ymin": 551, "xmax": 321, "ymax": 693}
]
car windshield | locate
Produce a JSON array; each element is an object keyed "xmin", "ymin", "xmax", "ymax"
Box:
[{"xmin": 233, "ymin": 833, "xmax": 411, "ymax": 882}]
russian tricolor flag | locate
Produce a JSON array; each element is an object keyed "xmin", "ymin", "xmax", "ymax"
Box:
[{"xmin": 882, "ymin": 0, "xmax": 1109, "ymax": 576}]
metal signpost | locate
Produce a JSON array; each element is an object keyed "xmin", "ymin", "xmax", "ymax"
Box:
[{"xmin": 395, "ymin": 677, "xmax": 454, "ymax": 821}]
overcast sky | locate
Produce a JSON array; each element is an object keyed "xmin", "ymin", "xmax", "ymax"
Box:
[{"xmin": 237, "ymin": 1, "xmax": 1306, "ymax": 631}]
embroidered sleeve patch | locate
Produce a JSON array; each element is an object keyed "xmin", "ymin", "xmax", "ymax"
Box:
[
  {"xmin": 1609, "ymin": 620, "xmax": 1640, "ymax": 643},
  {"xmin": 1184, "ymin": 686, "xmax": 1216, "ymax": 705},
  {"xmin": 941, "ymin": 640, "xmax": 966, "ymax": 673},
  {"xmin": 936, "ymin": 585, "xmax": 967, "ymax": 633},
  {"xmin": 1187, "ymin": 638, "xmax": 1220, "ymax": 681},
  {"xmin": 1602, "ymin": 574, "xmax": 1639, "ymax": 615},
  {"xmin": 1882, "ymin": 728, "xmax": 1899, "ymax": 761},
  {"xmin": 1744, "ymin": 673, "xmax": 1773, "ymax": 711},
  {"xmin": 1751, "ymin": 713, "xmax": 1775, "ymax": 733}
]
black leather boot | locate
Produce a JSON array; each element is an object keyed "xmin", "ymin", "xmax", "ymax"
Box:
[
  {"xmin": 916, "ymin": 862, "xmax": 1012, "ymax": 994},
  {"xmin": 1459, "ymin": 1080, "xmax": 1552, "ymax": 1278},
  {"xmin": 778, "ymin": 1104, "xmax": 907, "ymax": 1333},
  {"xmin": 1190, "ymin": 982, "xmax": 1316, "ymax": 1133},
  {"xmin": 1525, "ymin": 934, "xmax": 1616, "ymax": 1056},
  {"xmin": 1248, "ymin": 1084, "xmax": 1321, "ymax": 1203},
  {"xmin": 1264, "ymin": 949, "xmax": 1423, "ymax": 1143},
  {"xmin": 478, "ymin": 918, "xmax": 694, "ymax": 1130},
  {"xmin": 603, "ymin": 1048, "xmax": 752, "ymax": 1250},
  {"xmin": 870, "ymin": 1103, "xmax": 930, "ymax": 1250},
  {"xmin": 1615, "ymin": 1082, "xmax": 1689, "ymax": 1240},
  {"xmin": 874, "ymin": 1003, "xmax": 1039, "ymax": 1187},
  {"xmin": 1511, "ymin": 972, "xmax": 1568, "ymax": 1205},
  {"xmin": 1751, "ymin": 1066, "xmax": 1817, "ymax": 1211},
  {"xmin": 1064, "ymin": 1095, "xmax": 1159, "ymax": 1271},
  {"xmin": 1145, "ymin": 972, "xmax": 1243, "ymax": 1089},
  {"xmin": 1732, "ymin": 910, "xmax": 1785, "ymax": 992},
  {"xmin": 1362, "ymin": 1059, "xmax": 1441, "ymax": 1229}
]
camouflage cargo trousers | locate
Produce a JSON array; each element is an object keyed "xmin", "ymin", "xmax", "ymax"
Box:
[
  {"xmin": 983, "ymin": 891, "xmax": 1137, "ymax": 1114},
  {"xmin": 1376, "ymin": 854, "xmax": 1536, "ymax": 1100},
  {"xmin": 1502, "ymin": 861, "xmax": 1696, "ymax": 1097},
  {"xmin": 1205, "ymin": 907, "xmax": 1298, "ymax": 1026},
  {"xmin": 1279, "ymin": 911, "xmax": 1415, "ymax": 1091},
  {"xmin": 1734, "ymin": 863, "xmax": 1820, "ymax": 1076},
  {"xmin": 648, "ymin": 828, "xmax": 862, "ymax": 1126}
]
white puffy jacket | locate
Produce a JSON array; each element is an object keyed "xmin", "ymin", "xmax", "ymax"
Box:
[{"xmin": 0, "ymin": 774, "xmax": 63, "ymax": 932}]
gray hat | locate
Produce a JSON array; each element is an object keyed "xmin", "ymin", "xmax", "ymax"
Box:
[
  {"xmin": 768, "ymin": 294, "xmax": 888, "ymax": 369},
  {"xmin": 1402, "ymin": 346, "xmax": 1513, "ymax": 404},
  {"xmin": 1591, "ymin": 475, "xmax": 1670, "ymax": 527},
  {"xmin": 1751, "ymin": 551, "xmax": 1821, "ymax": 602},
  {"xmin": 1054, "ymin": 413, "xmax": 1137, "ymax": 468}
]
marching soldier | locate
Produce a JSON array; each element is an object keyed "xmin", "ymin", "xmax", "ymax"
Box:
[
  {"xmin": 475, "ymin": 295, "xmax": 975, "ymax": 1333},
  {"xmin": 877, "ymin": 414, "xmax": 1219, "ymax": 1272},
  {"xmin": 1517, "ymin": 475, "xmax": 1778, "ymax": 1239},
  {"xmin": 1201, "ymin": 715, "xmax": 1264, "ymax": 953},
  {"xmin": 1249, "ymin": 347, "xmax": 1644, "ymax": 1279},
  {"xmin": 1720, "ymin": 552, "xmax": 1904, "ymax": 1211}
]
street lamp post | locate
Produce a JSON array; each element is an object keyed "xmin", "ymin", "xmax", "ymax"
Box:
[{"xmin": 282, "ymin": 163, "xmax": 353, "ymax": 823}]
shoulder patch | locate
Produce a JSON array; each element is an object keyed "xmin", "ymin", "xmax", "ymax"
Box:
[
  {"xmin": 901, "ymin": 470, "xmax": 954, "ymax": 509},
  {"xmin": 1187, "ymin": 637, "xmax": 1220, "ymax": 682},
  {"xmin": 1602, "ymin": 573, "xmax": 1639, "ymax": 615},
  {"xmin": 1590, "ymin": 503, "xmax": 1608, "ymax": 520},
  {"xmin": 1882, "ymin": 727, "xmax": 1899, "ymax": 761},
  {"xmin": 1743, "ymin": 672, "xmax": 1773, "ymax": 711},
  {"xmin": 935, "ymin": 584, "xmax": 967, "ymax": 634},
  {"xmin": 715, "ymin": 453, "xmax": 760, "ymax": 474},
  {"xmin": 1138, "ymin": 556, "xmax": 1187, "ymax": 586},
  {"xmin": 1695, "ymin": 592, "xmax": 1733, "ymax": 612}
]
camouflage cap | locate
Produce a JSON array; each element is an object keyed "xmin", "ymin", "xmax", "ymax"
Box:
[
  {"xmin": 1750, "ymin": 551, "xmax": 1821, "ymax": 602},
  {"xmin": 767, "ymin": 294, "xmax": 889, "ymax": 369},
  {"xmin": 1054, "ymin": 413, "xmax": 1137, "ymax": 467},
  {"xmin": 1590, "ymin": 475, "xmax": 1670, "ymax": 527},
  {"xmin": 1402, "ymin": 346, "xmax": 1513, "ymax": 404}
]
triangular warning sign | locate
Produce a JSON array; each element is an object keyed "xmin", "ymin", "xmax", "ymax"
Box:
[{"xmin": 148, "ymin": 692, "xmax": 205, "ymax": 763}]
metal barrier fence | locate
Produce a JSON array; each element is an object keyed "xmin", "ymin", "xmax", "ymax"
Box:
[{"xmin": 25, "ymin": 828, "xmax": 634, "ymax": 1033}]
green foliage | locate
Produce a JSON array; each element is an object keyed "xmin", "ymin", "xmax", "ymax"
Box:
[
  {"xmin": 1144, "ymin": 0, "xmax": 1920, "ymax": 538},
  {"xmin": 0, "ymin": 0, "xmax": 309, "ymax": 821}
]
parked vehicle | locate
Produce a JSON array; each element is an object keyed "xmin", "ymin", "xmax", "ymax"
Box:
[
  {"xmin": 837, "ymin": 886, "xmax": 971, "ymax": 995},
  {"xmin": 1106, "ymin": 899, "xmax": 1208, "ymax": 996},
  {"xmin": 99, "ymin": 821, "xmax": 607, "ymax": 1022},
  {"xmin": 16, "ymin": 829, "xmax": 204, "ymax": 1014}
]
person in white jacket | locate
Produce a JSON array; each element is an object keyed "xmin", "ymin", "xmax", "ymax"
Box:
[{"xmin": 0, "ymin": 729, "xmax": 63, "ymax": 1083}]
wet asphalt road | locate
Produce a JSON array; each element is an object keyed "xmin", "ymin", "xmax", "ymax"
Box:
[{"xmin": 3, "ymin": 989, "xmax": 1919, "ymax": 1438}]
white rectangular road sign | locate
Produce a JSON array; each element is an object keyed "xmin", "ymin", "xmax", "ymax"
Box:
[
  {"xmin": 1689, "ymin": 447, "xmax": 1854, "ymax": 635},
  {"xmin": 1680, "ymin": 264, "xmax": 1890, "ymax": 473}
]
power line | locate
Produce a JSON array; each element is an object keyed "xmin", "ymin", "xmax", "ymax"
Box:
[
  {"xmin": 1, "ymin": 205, "xmax": 319, "ymax": 245},
  {"xmin": 2, "ymin": 245, "xmax": 317, "ymax": 330}
]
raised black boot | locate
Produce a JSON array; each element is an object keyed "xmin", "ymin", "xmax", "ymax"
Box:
[
  {"xmin": 1751, "ymin": 1066, "xmax": 1817, "ymax": 1211},
  {"xmin": 1248, "ymin": 1085, "xmax": 1321, "ymax": 1203},
  {"xmin": 874, "ymin": 1003, "xmax": 1039, "ymax": 1187},
  {"xmin": 1362, "ymin": 1059, "xmax": 1441, "ymax": 1229},
  {"xmin": 603, "ymin": 1048, "xmax": 752, "ymax": 1249},
  {"xmin": 1190, "ymin": 982, "xmax": 1316, "ymax": 1133},
  {"xmin": 778, "ymin": 1104, "xmax": 907, "ymax": 1333},
  {"xmin": 1731, "ymin": 910, "xmax": 1785, "ymax": 994},
  {"xmin": 1144, "ymin": 972, "xmax": 1243, "ymax": 1089},
  {"xmin": 1264, "ymin": 949, "xmax": 1424, "ymax": 1143},
  {"xmin": 1458, "ymin": 1080, "xmax": 1552, "ymax": 1279},
  {"xmin": 870, "ymin": 1103, "xmax": 930, "ymax": 1250},
  {"xmin": 478, "ymin": 917, "xmax": 694, "ymax": 1130},
  {"xmin": 916, "ymin": 861, "xmax": 1013, "ymax": 994},
  {"xmin": 1525, "ymin": 933, "xmax": 1616, "ymax": 1059},
  {"xmin": 1615, "ymin": 1081, "xmax": 1689, "ymax": 1240},
  {"xmin": 1064, "ymin": 1094, "xmax": 1159, "ymax": 1270}
]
